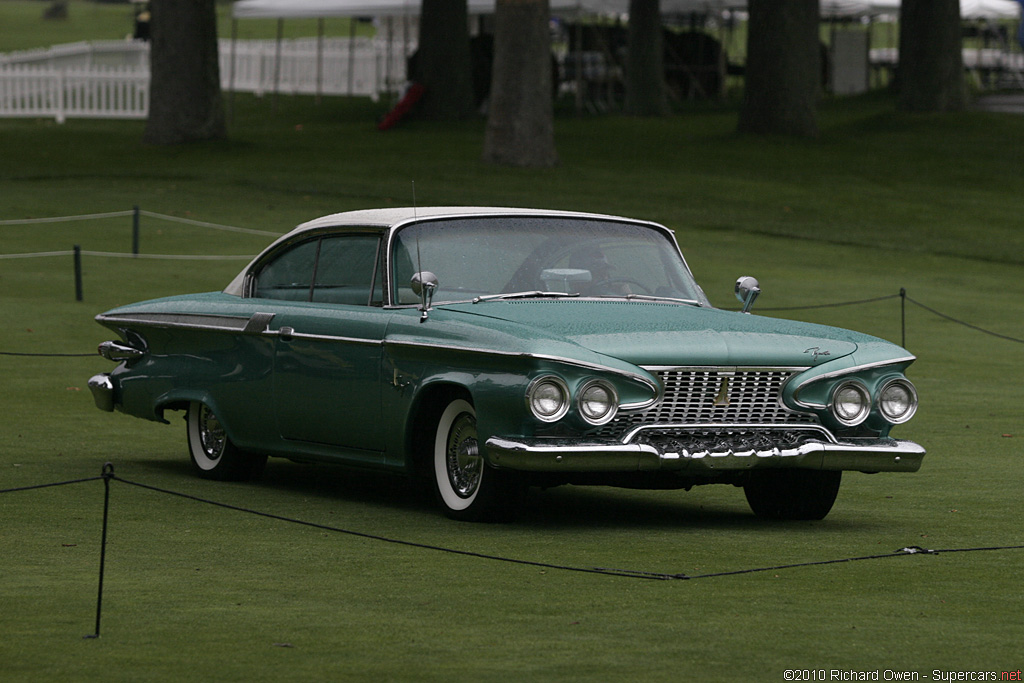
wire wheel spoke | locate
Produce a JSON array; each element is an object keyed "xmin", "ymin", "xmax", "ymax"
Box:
[
  {"xmin": 199, "ymin": 407, "xmax": 226, "ymax": 460},
  {"xmin": 446, "ymin": 413, "xmax": 481, "ymax": 498}
]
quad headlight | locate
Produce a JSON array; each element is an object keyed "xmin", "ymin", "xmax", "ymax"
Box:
[
  {"xmin": 526, "ymin": 376, "xmax": 620, "ymax": 425},
  {"xmin": 577, "ymin": 380, "xmax": 619, "ymax": 426},
  {"xmin": 830, "ymin": 380, "xmax": 871, "ymax": 426},
  {"xmin": 878, "ymin": 378, "xmax": 918, "ymax": 424},
  {"xmin": 526, "ymin": 376, "xmax": 570, "ymax": 422}
]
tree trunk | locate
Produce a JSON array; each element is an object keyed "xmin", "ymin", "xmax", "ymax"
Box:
[
  {"xmin": 482, "ymin": 0, "xmax": 558, "ymax": 167},
  {"xmin": 413, "ymin": 0, "xmax": 476, "ymax": 120},
  {"xmin": 737, "ymin": 0, "xmax": 820, "ymax": 137},
  {"xmin": 897, "ymin": 0, "xmax": 966, "ymax": 112},
  {"xmin": 143, "ymin": 0, "xmax": 225, "ymax": 145},
  {"xmin": 625, "ymin": 0, "xmax": 668, "ymax": 116}
]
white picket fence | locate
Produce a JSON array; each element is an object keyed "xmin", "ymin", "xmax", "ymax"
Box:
[
  {"xmin": 0, "ymin": 65, "xmax": 148, "ymax": 123},
  {"xmin": 0, "ymin": 38, "xmax": 410, "ymax": 123}
]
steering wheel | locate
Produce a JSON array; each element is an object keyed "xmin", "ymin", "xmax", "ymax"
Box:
[{"xmin": 591, "ymin": 278, "xmax": 653, "ymax": 295}]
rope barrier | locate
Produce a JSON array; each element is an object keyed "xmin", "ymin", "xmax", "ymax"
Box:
[
  {"xmin": 0, "ymin": 208, "xmax": 280, "ymax": 236},
  {"xmin": 0, "ymin": 250, "xmax": 77, "ymax": 259},
  {"xmin": 906, "ymin": 295, "xmax": 1024, "ymax": 345},
  {"xmin": 4, "ymin": 463, "xmax": 1023, "ymax": 636},
  {"xmin": 0, "ymin": 250, "xmax": 254, "ymax": 260},
  {"xmin": 0, "ymin": 207, "xmax": 274, "ymax": 263},
  {"xmin": 0, "ymin": 475, "xmax": 105, "ymax": 494},
  {"xmin": 0, "ymin": 208, "xmax": 1019, "ymax": 346},
  {"xmin": 0, "ymin": 211, "xmax": 134, "ymax": 225},
  {"xmin": 3, "ymin": 465, "xmax": 1023, "ymax": 588},
  {"xmin": 756, "ymin": 293, "xmax": 902, "ymax": 311},
  {"xmin": 114, "ymin": 474, "xmax": 681, "ymax": 581},
  {"xmin": 0, "ymin": 289, "xmax": 1020, "ymax": 356},
  {"xmin": 138, "ymin": 210, "xmax": 282, "ymax": 237},
  {"xmin": 0, "ymin": 351, "xmax": 94, "ymax": 357},
  {"xmin": 109, "ymin": 475, "xmax": 1024, "ymax": 583},
  {"xmin": 82, "ymin": 251, "xmax": 253, "ymax": 260}
]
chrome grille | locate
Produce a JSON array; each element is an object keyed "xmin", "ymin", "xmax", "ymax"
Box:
[{"xmin": 596, "ymin": 368, "xmax": 818, "ymax": 438}]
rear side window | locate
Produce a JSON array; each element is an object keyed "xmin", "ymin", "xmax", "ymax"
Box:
[
  {"xmin": 253, "ymin": 239, "xmax": 319, "ymax": 301},
  {"xmin": 253, "ymin": 233, "xmax": 383, "ymax": 306}
]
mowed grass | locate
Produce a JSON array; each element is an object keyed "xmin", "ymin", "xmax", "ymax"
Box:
[{"xmin": 2, "ymin": 82, "xmax": 1024, "ymax": 681}]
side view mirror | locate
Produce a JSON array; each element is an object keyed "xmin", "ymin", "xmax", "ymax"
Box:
[
  {"xmin": 411, "ymin": 271, "xmax": 439, "ymax": 322},
  {"xmin": 734, "ymin": 276, "xmax": 761, "ymax": 314}
]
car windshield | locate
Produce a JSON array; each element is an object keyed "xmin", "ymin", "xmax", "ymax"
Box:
[{"xmin": 390, "ymin": 216, "xmax": 708, "ymax": 306}]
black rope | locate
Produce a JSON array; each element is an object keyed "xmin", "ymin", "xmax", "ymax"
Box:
[
  {"xmin": 755, "ymin": 293, "xmax": 902, "ymax": 312},
  {"xmin": 0, "ymin": 351, "xmax": 95, "ymax": 357},
  {"xmin": 105, "ymin": 476, "xmax": 1024, "ymax": 582},
  {"xmin": 905, "ymin": 296, "xmax": 1024, "ymax": 344},
  {"xmin": 685, "ymin": 545, "xmax": 937, "ymax": 579},
  {"xmin": 5, "ymin": 471, "xmax": 1024, "ymax": 583},
  {"xmin": 111, "ymin": 475, "xmax": 685, "ymax": 581},
  {"xmin": 3, "ymin": 291, "xmax": 1021, "ymax": 359},
  {"xmin": 0, "ymin": 476, "xmax": 105, "ymax": 494}
]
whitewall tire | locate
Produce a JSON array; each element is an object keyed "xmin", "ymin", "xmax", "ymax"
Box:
[{"xmin": 186, "ymin": 401, "xmax": 266, "ymax": 481}]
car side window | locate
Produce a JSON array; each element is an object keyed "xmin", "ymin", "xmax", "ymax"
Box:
[
  {"xmin": 312, "ymin": 234, "xmax": 383, "ymax": 306},
  {"xmin": 253, "ymin": 233, "xmax": 383, "ymax": 306},
  {"xmin": 253, "ymin": 239, "xmax": 319, "ymax": 301}
]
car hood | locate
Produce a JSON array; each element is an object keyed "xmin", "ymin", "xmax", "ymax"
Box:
[{"xmin": 439, "ymin": 299, "xmax": 872, "ymax": 368}]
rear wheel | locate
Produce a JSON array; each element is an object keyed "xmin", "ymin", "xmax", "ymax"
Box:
[
  {"xmin": 743, "ymin": 469, "xmax": 842, "ymax": 520},
  {"xmin": 431, "ymin": 397, "xmax": 522, "ymax": 522},
  {"xmin": 186, "ymin": 401, "xmax": 266, "ymax": 481}
]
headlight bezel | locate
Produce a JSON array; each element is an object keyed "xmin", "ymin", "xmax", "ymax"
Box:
[
  {"xmin": 576, "ymin": 379, "xmax": 619, "ymax": 426},
  {"xmin": 525, "ymin": 375, "xmax": 571, "ymax": 423},
  {"xmin": 877, "ymin": 377, "xmax": 918, "ymax": 425},
  {"xmin": 829, "ymin": 380, "xmax": 871, "ymax": 427}
]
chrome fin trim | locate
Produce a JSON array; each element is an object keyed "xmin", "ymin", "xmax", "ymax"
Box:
[
  {"xmin": 98, "ymin": 340, "xmax": 145, "ymax": 362},
  {"xmin": 97, "ymin": 311, "xmax": 277, "ymax": 336}
]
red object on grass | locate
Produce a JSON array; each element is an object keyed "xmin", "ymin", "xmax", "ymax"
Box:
[{"xmin": 377, "ymin": 83, "xmax": 426, "ymax": 131}]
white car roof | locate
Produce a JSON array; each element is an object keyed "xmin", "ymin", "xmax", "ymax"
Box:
[
  {"xmin": 224, "ymin": 207, "xmax": 664, "ymax": 296},
  {"xmin": 290, "ymin": 206, "xmax": 630, "ymax": 233}
]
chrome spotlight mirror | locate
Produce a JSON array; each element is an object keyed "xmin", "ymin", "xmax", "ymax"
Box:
[
  {"xmin": 411, "ymin": 271, "xmax": 439, "ymax": 322},
  {"xmin": 734, "ymin": 276, "xmax": 761, "ymax": 314}
]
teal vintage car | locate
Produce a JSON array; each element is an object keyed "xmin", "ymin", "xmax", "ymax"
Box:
[{"xmin": 89, "ymin": 207, "xmax": 923, "ymax": 521}]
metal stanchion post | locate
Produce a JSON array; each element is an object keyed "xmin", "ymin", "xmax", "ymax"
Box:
[
  {"xmin": 132, "ymin": 205, "xmax": 140, "ymax": 256},
  {"xmin": 84, "ymin": 463, "xmax": 114, "ymax": 639},
  {"xmin": 900, "ymin": 288, "xmax": 906, "ymax": 349},
  {"xmin": 73, "ymin": 245, "xmax": 83, "ymax": 302}
]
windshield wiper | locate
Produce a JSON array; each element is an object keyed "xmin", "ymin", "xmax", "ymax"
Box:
[
  {"xmin": 472, "ymin": 291, "xmax": 581, "ymax": 304},
  {"xmin": 621, "ymin": 293, "xmax": 703, "ymax": 306}
]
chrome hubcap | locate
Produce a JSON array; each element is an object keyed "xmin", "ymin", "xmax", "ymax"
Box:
[
  {"xmin": 198, "ymin": 406, "xmax": 226, "ymax": 460},
  {"xmin": 446, "ymin": 413, "xmax": 481, "ymax": 499}
]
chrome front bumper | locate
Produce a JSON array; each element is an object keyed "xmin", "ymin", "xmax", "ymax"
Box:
[{"xmin": 485, "ymin": 434, "xmax": 925, "ymax": 474}]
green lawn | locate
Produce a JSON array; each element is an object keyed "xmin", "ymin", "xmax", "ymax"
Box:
[{"xmin": 2, "ymin": 49, "xmax": 1024, "ymax": 683}]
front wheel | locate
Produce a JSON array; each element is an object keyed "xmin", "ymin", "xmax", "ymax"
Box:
[
  {"xmin": 743, "ymin": 469, "xmax": 842, "ymax": 520},
  {"xmin": 186, "ymin": 401, "xmax": 266, "ymax": 481},
  {"xmin": 431, "ymin": 398, "xmax": 522, "ymax": 522}
]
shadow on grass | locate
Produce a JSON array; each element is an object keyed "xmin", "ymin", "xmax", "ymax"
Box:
[
  {"xmin": 515, "ymin": 486, "xmax": 878, "ymax": 533},
  {"xmin": 121, "ymin": 454, "xmax": 871, "ymax": 533}
]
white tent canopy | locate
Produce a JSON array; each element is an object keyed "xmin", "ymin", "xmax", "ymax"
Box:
[
  {"xmin": 231, "ymin": 0, "xmax": 575, "ymax": 19},
  {"xmin": 960, "ymin": 0, "xmax": 1021, "ymax": 19},
  {"xmin": 232, "ymin": 0, "xmax": 1021, "ymax": 20},
  {"xmin": 231, "ymin": 0, "xmax": 748, "ymax": 20}
]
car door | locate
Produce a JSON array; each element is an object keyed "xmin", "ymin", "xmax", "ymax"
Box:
[{"xmin": 251, "ymin": 231, "xmax": 391, "ymax": 453}]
